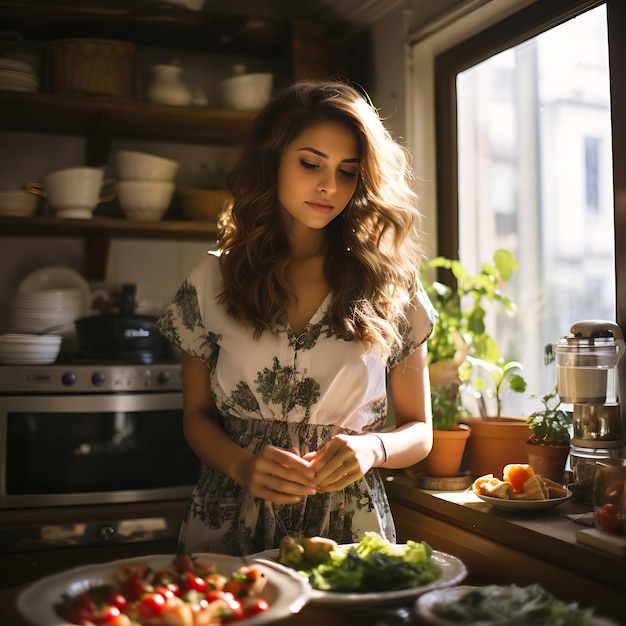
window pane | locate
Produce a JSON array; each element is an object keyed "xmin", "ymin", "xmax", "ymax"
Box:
[{"xmin": 456, "ymin": 5, "xmax": 615, "ymax": 414}]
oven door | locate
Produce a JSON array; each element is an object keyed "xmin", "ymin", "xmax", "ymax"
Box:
[{"xmin": 0, "ymin": 393, "xmax": 199, "ymax": 507}]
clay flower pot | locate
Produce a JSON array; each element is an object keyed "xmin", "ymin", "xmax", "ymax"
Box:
[
  {"xmin": 526, "ymin": 442, "xmax": 570, "ymax": 483},
  {"xmin": 423, "ymin": 424, "xmax": 471, "ymax": 478},
  {"xmin": 463, "ymin": 417, "xmax": 530, "ymax": 479}
]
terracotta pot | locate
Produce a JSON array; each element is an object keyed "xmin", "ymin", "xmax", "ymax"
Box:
[
  {"xmin": 423, "ymin": 424, "xmax": 471, "ymax": 478},
  {"xmin": 176, "ymin": 188, "xmax": 230, "ymax": 221},
  {"xmin": 526, "ymin": 442, "xmax": 570, "ymax": 483},
  {"xmin": 463, "ymin": 417, "xmax": 529, "ymax": 479}
]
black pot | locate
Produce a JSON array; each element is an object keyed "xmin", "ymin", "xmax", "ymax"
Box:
[{"xmin": 74, "ymin": 284, "xmax": 169, "ymax": 363}]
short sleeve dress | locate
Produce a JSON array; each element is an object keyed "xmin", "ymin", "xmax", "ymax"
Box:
[{"xmin": 156, "ymin": 251, "xmax": 436, "ymax": 556}]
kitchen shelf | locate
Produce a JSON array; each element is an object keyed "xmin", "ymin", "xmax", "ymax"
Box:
[
  {"xmin": 0, "ymin": 0, "xmax": 294, "ymax": 57},
  {"xmin": 0, "ymin": 215, "xmax": 218, "ymax": 278},
  {"xmin": 0, "ymin": 1, "xmax": 342, "ymax": 276},
  {"xmin": 0, "ymin": 92, "xmax": 257, "ymax": 144}
]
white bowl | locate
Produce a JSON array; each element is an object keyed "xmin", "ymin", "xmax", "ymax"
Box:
[
  {"xmin": 116, "ymin": 180, "xmax": 175, "ymax": 220},
  {"xmin": 0, "ymin": 190, "xmax": 38, "ymax": 217},
  {"xmin": 116, "ymin": 150, "xmax": 179, "ymax": 182},
  {"xmin": 0, "ymin": 334, "xmax": 62, "ymax": 365},
  {"xmin": 219, "ymin": 72, "xmax": 274, "ymax": 111}
]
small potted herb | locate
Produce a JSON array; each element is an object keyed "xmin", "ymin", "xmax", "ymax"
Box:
[{"xmin": 525, "ymin": 387, "xmax": 571, "ymax": 483}]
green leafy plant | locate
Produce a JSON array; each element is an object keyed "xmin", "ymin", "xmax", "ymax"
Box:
[
  {"xmin": 194, "ymin": 162, "xmax": 227, "ymax": 190},
  {"xmin": 526, "ymin": 387, "xmax": 572, "ymax": 447},
  {"xmin": 422, "ymin": 249, "xmax": 526, "ymax": 428}
]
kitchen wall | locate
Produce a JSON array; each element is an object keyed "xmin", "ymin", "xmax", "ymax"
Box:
[{"xmin": 0, "ymin": 0, "xmax": 461, "ymax": 329}]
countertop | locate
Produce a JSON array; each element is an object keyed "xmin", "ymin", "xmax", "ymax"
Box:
[{"xmin": 1, "ymin": 474, "xmax": 624, "ymax": 625}]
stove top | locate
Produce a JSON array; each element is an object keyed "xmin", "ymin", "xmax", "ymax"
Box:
[{"xmin": 0, "ymin": 361, "xmax": 182, "ymax": 394}]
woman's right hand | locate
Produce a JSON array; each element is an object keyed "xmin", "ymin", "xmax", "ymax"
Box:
[{"xmin": 236, "ymin": 446, "xmax": 318, "ymax": 504}]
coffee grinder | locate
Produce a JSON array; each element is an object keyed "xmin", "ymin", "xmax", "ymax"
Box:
[{"xmin": 553, "ymin": 320, "xmax": 625, "ymax": 502}]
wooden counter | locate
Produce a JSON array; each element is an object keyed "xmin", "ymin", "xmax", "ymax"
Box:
[
  {"xmin": 1, "ymin": 476, "xmax": 624, "ymax": 624},
  {"xmin": 384, "ymin": 472, "xmax": 625, "ymax": 621}
]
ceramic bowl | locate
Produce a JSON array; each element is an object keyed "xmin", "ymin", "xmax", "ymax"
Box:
[
  {"xmin": 219, "ymin": 72, "xmax": 274, "ymax": 111},
  {"xmin": 0, "ymin": 190, "xmax": 39, "ymax": 217},
  {"xmin": 116, "ymin": 180, "xmax": 175, "ymax": 220},
  {"xmin": 116, "ymin": 150, "xmax": 179, "ymax": 182}
]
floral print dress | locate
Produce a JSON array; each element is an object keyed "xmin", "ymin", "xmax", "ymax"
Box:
[{"xmin": 156, "ymin": 252, "xmax": 436, "ymax": 556}]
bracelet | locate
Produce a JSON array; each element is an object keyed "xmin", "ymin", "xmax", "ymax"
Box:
[{"xmin": 373, "ymin": 434, "xmax": 387, "ymax": 466}]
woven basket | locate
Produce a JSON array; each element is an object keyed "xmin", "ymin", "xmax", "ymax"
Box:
[{"xmin": 47, "ymin": 38, "xmax": 135, "ymax": 98}]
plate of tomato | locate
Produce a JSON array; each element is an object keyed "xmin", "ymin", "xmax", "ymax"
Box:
[{"xmin": 17, "ymin": 553, "xmax": 311, "ymax": 626}]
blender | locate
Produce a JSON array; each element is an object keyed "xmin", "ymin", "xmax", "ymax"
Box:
[{"xmin": 553, "ymin": 320, "xmax": 625, "ymax": 502}]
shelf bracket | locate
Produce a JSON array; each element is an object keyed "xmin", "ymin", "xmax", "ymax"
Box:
[
  {"xmin": 87, "ymin": 112, "xmax": 112, "ymax": 167},
  {"xmin": 84, "ymin": 231, "xmax": 111, "ymax": 280}
]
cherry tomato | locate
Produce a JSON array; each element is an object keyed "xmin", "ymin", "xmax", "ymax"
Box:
[
  {"xmin": 245, "ymin": 598, "xmax": 269, "ymax": 616},
  {"xmin": 596, "ymin": 503, "xmax": 623, "ymax": 533},
  {"xmin": 181, "ymin": 571, "xmax": 208, "ymax": 593},
  {"xmin": 226, "ymin": 597, "xmax": 245, "ymax": 621},
  {"xmin": 104, "ymin": 591, "xmax": 128, "ymax": 612},
  {"xmin": 93, "ymin": 605, "xmax": 121, "ymax": 625},
  {"xmin": 155, "ymin": 583, "xmax": 179, "ymax": 599},
  {"xmin": 137, "ymin": 592, "xmax": 166, "ymax": 620}
]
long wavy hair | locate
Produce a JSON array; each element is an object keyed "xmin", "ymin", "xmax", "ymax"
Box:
[{"xmin": 217, "ymin": 80, "xmax": 425, "ymax": 358}]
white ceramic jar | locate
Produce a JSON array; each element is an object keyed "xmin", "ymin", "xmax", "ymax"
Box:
[{"xmin": 147, "ymin": 63, "xmax": 192, "ymax": 106}]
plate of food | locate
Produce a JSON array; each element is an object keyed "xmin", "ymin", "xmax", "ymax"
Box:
[
  {"xmin": 17, "ymin": 552, "xmax": 311, "ymax": 626},
  {"xmin": 471, "ymin": 464, "xmax": 573, "ymax": 511},
  {"xmin": 251, "ymin": 532, "xmax": 468, "ymax": 606},
  {"xmin": 474, "ymin": 488, "xmax": 573, "ymax": 511},
  {"xmin": 415, "ymin": 584, "xmax": 619, "ymax": 625}
]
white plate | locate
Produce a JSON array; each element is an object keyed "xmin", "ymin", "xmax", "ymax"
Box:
[
  {"xmin": 415, "ymin": 585, "xmax": 619, "ymax": 626},
  {"xmin": 475, "ymin": 488, "xmax": 573, "ymax": 511},
  {"xmin": 250, "ymin": 545, "xmax": 467, "ymax": 606},
  {"xmin": 18, "ymin": 266, "xmax": 90, "ymax": 314},
  {"xmin": 17, "ymin": 553, "xmax": 311, "ymax": 626}
]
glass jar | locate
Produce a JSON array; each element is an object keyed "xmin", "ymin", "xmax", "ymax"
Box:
[
  {"xmin": 570, "ymin": 446, "xmax": 623, "ymax": 503},
  {"xmin": 592, "ymin": 458, "xmax": 626, "ymax": 534}
]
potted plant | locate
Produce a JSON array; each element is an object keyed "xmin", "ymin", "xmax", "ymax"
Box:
[
  {"xmin": 421, "ymin": 249, "xmax": 528, "ymax": 479},
  {"xmin": 176, "ymin": 162, "xmax": 230, "ymax": 221},
  {"xmin": 525, "ymin": 387, "xmax": 572, "ymax": 483}
]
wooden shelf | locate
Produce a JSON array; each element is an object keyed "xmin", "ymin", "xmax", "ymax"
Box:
[
  {"xmin": 1, "ymin": 215, "xmax": 218, "ymax": 278},
  {"xmin": 0, "ymin": 92, "xmax": 257, "ymax": 144},
  {"xmin": 0, "ymin": 215, "xmax": 218, "ymax": 239},
  {"xmin": 0, "ymin": 0, "xmax": 293, "ymax": 56}
]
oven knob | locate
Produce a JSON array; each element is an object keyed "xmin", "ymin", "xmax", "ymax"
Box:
[
  {"xmin": 157, "ymin": 371, "xmax": 171, "ymax": 386},
  {"xmin": 61, "ymin": 372, "xmax": 77, "ymax": 387},
  {"xmin": 91, "ymin": 372, "xmax": 106, "ymax": 387},
  {"xmin": 98, "ymin": 525, "xmax": 116, "ymax": 542}
]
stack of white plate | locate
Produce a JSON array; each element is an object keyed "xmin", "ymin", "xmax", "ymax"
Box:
[
  {"xmin": 0, "ymin": 334, "xmax": 62, "ymax": 365},
  {"xmin": 10, "ymin": 287, "xmax": 84, "ymax": 335},
  {"xmin": 0, "ymin": 58, "xmax": 39, "ymax": 93}
]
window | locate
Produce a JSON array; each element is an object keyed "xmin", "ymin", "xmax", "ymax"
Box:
[{"xmin": 426, "ymin": 0, "xmax": 624, "ymax": 414}]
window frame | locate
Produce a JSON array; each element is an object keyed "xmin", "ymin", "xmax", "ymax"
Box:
[{"xmin": 431, "ymin": 0, "xmax": 625, "ymax": 331}]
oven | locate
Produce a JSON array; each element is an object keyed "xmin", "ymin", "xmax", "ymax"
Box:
[
  {"xmin": 0, "ymin": 361, "xmax": 198, "ymax": 509},
  {"xmin": 0, "ymin": 361, "xmax": 199, "ymax": 586}
]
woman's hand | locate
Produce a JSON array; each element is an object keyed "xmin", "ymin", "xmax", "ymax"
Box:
[
  {"xmin": 305, "ymin": 434, "xmax": 383, "ymax": 492},
  {"xmin": 236, "ymin": 445, "xmax": 318, "ymax": 504}
]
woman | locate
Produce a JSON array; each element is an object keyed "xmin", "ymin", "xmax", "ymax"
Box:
[{"xmin": 156, "ymin": 80, "xmax": 436, "ymax": 556}]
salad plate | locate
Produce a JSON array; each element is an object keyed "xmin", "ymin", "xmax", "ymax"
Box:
[
  {"xmin": 17, "ymin": 553, "xmax": 311, "ymax": 626},
  {"xmin": 415, "ymin": 585, "xmax": 619, "ymax": 625},
  {"xmin": 251, "ymin": 545, "xmax": 467, "ymax": 606},
  {"xmin": 475, "ymin": 488, "xmax": 573, "ymax": 511}
]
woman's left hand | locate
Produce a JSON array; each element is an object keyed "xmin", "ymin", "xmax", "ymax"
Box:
[{"xmin": 305, "ymin": 434, "xmax": 380, "ymax": 492}]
